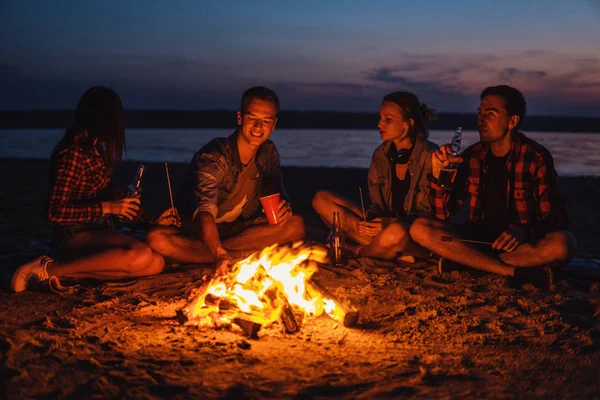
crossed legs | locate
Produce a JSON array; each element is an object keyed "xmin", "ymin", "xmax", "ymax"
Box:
[
  {"xmin": 409, "ymin": 217, "xmax": 577, "ymax": 276},
  {"xmin": 312, "ymin": 190, "xmax": 427, "ymax": 260},
  {"xmin": 48, "ymin": 230, "xmax": 165, "ymax": 280},
  {"xmin": 147, "ymin": 215, "xmax": 306, "ymax": 264}
]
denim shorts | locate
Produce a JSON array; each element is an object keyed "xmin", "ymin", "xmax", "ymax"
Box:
[{"xmin": 52, "ymin": 218, "xmax": 113, "ymax": 254}]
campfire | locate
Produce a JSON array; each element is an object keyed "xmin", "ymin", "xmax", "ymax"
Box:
[{"xmin": 180, "ymin": 242, "xmax": 358, "ymax": 337}]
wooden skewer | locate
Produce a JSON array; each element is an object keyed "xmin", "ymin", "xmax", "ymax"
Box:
[
  {"xmin": 164, "ymin": 162, "xmax": 175, "ymax": 214},
  {"xmin": 440, "ymin": 236, "xmax": 492, "ymax": 246},
  {"xmin": 358, "ymin": 186, "xmax": 366, "ymax": 221}
]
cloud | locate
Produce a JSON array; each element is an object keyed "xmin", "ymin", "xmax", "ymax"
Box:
[
  {"xmin": 499, "ymin": 67, "xmax": 547, "ymax": 80},
  {"xmin": 365, "ymin": 66, "xmax": 470, "ymax": 93},
  {"xmin": 2, "ymin": 50, "xmax": 600, "ymax": 116},
  {"xmin": 268, "ymin": 81, "xmax": 381, "ymax": 112},
  {"xmin": 366, "ymin": 67, "xmax": 437, "ymax": 89},
  {"xmin": 359, "ymin": 50, "xmax": 600, "ymax": 116},
  {"xmin": 276, "ymin": 81, "xmax": 375, "ymax": 96}
]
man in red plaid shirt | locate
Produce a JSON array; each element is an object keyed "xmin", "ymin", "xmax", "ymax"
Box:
[{"xmin": 410, "ymin": 85, "xmax": 576, "ymax": 288}]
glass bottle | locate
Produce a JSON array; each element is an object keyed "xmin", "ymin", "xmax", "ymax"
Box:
[
  {"xmin": 438, "ymin": 127, "xmax": 463, "ymax": 190},
  {"xmin": 328, "ymin": 212, "xmax": 345, "ymax": 266},
  {"xmin": 118, "ymin": 164, "xmax": 145, "ymax": 223}
]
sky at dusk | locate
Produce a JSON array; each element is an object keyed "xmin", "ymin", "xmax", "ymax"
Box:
[{"xmin": 1, "ymin": 0, "xmax": 599, "ymax": 116}]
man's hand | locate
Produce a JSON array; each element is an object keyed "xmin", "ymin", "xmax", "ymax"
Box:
[
  {"xmin": 275, "ymin": 199, "xmax": 292, "ymax": 223},
  {"xmin": 101, "ymin": 198, "xmax": 141, "ymax": 220},
  {"xmin": 215, "ymin": 258, "xmax": 231, "ymax": 276},
  {"xmin": 493, "ymin": 226, "xmax": 528, "ymax": 252},
  {"xmin": 432, "ymin": 144, "xmax": 463, "ymax": 179},
  {"xmin": 154, "ymin": 208, "xmax": 182, "ymax": 227},
  {"xmin": 252, "ymin": 216, "xmax": 268, "ymax": 225},
  {"xmin": 215, "ymin": 247, "xmax": 232, "ymax": 276}
]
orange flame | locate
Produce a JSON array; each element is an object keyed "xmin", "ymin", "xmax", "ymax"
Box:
[{"xmin": 185, "ymin": 242, "xmax": 350, "ymax": 328}]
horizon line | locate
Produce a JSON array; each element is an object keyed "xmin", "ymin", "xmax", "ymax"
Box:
[{"xmin": 1, "ymin": 109, "xmax": 599, "ymax": 119}]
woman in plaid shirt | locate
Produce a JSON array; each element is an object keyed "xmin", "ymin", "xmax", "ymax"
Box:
[{"xmin": 11, "ymin": 87, "xmax": 175, "ymax": 292}]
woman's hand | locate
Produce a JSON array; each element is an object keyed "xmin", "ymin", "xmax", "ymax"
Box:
[
  {"xmin": 432, "ymin": 144, "xmax": 463, "ymax": 179},
  {"xmin": 101, "ymin": 198, "xmax": 141, "ymax": 220},
  {"xmin": 357, "ymin": 217, "xmax": 397, "ymax": 237},
  {"xmin": 154, "ymin": 208, "xmax": 182, "ymax": 227},
  {"xmin": 357, "ymin": 218, "xmax": 384, "ymax": 237}
]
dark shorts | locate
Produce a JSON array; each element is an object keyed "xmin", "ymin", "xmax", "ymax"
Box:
[
  {"xmin": 453, "ymin": 222, "xmax": 551, "ymax": 244},
  {"xmin": 454, "ymin": 222, "xmax": 499, "ymax": 243},
  {"xmin": 52, "ymin": 218, "xmax": 113, "ymax": 254},
  {"xmin": 450, "ymin": 222, "xmax": 504, "ymax": 255}
]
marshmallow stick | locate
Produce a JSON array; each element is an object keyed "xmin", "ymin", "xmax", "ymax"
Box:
[
  {"xmin": 440, "ymin": 236, "xmax": 492, "ymax": 245},
  {"xmin": 165, "ymin": 162, "xmax": 175, "ymax": 215},
  {"xmin": 358, "ymin": 186, "xmax": 366, "ymax": 221}
]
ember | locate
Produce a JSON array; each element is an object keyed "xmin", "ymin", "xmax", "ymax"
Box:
[{"xmin": 182, "ymin": 242, "xmax": 358, "ymax": 336}]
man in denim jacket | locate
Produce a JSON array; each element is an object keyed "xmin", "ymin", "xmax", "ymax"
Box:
[{"xmin": 147, "ymin": 87, "xmax": 305, "ymax": 274}]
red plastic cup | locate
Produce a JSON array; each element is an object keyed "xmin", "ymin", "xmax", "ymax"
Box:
[{"xmin": 260, "ymin": 193, "xmax": 281, "ymax": 224}]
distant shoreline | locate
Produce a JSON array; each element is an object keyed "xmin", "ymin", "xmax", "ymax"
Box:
[{"xmin": 1, "ymin": 110, "xmax": 599, "ymax": 133}]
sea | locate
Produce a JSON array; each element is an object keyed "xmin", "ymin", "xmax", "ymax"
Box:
[{"xmin": 1, "ymin": 129, "xmax": 599, "ymax": 176}]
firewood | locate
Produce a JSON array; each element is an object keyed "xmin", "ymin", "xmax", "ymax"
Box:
[
  {"xmin": 279, "ymin": 300, "xmax": 300, "ymax": 334},
  {"xmin": 308, "ymin": 280, "xmax": 359, "ymax": 327},
  {"xmin": 233, "ymin": 318, "xmax": 261, "ymax": 339},
  {"xmin": 265, "ymin": 289, "xmax": 299, "ymax": 334},
  {"xmin": 175, "ymin": 309, "xmax": 188, "ymax": 325}
]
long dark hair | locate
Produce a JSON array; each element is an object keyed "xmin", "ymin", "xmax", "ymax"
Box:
[
  {"xmin": 382, "ymin": 91, "xmax": 436, "ymax": 139},
  {"xmin": 66, "ymin": 86, "xmax": 126, "ymax": 170}
]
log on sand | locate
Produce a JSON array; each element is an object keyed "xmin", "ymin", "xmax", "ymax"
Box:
[{"xmin": 308, "ymin": 279, "xmax": 359, "ymax": 327}]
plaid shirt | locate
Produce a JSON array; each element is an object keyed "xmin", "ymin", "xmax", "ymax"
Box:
[
  {"xmin": 47, "ymin": 133, "xmax": 118, "ymax": 224},
  {"xmin": 429, "ymin": 131, "xmax": 568, "ymax": 237}
]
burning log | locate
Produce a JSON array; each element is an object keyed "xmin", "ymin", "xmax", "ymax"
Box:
[
  {"xmin": 279, "ymin": 301, "xmax": 299, "ymax": 333},
  {"xmin": 264, "ymin": 289, "xmax": 299, "ymax": 334},
  {"xmin": 181, "ymin": 294, "xmax": 263, "ymax": 337},
  {"xmin": 233, "ymin": 318, "xmax": 261, "ymax": 339},
  {"xmin": 176, "ymin": 309, "xmax": 188, "ymax": 325},
  {"xmin": 307, "ymin": 280, "xmax": 359, "ymax": 327}
]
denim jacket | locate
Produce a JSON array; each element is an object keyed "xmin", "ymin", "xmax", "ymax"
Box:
[
  {"xmin": 367, "ymin": 133, "xmax": 437, "ymax": 219},
  {"xmin": 177, "ymin": 130, "xmax": 286, "ymax": 220}
]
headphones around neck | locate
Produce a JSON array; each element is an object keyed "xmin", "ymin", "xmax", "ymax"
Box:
[{"xmin": 389, "ymin": 147, "xmax": 412, "ymax": 165}]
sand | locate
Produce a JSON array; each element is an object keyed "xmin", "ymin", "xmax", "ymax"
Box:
[{"xmin": 1, "ymin": 158, "xmax": 599, "ymax": 399}]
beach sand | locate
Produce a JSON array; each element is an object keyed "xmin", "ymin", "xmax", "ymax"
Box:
[{"xmin": 1, "ymin": 158, "xmax": 599, "ymax": 398}]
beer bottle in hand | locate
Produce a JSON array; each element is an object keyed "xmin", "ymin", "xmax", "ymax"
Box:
[
  {"xmin": 118, "ymin": 164, "xmax": 145, "ymax": 223},
  {"xmin": 438, "ymin": 127, "xmax": 463, "ymax": 190}
]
